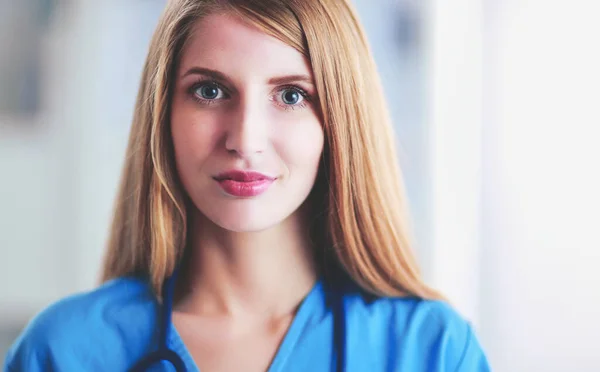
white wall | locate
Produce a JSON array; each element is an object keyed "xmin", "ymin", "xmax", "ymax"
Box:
[
  {"xmin": 0, "ymin": 1, "xmax": 164, "ymax": 323},
  {"xmin": 425, "ymin": 0, "xmax": 484, "ymax": 327},
  {"xmin": 425, "ymin": 1, "xmax": 600, "ymax": 370},
  {"xmin": 0, "ymin": 4, "xmax": 79, "ymax": 320},
  {"xmin": 479, "ymin": 1, "xmax": 600, "ymax": 371}
]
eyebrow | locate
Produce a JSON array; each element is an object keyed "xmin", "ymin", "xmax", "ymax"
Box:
[
  {"xmin": 182, "ymin": 67, "xmax": 229, "ymax": 82},
  {"xmin": 268, "ymin": 74, "xmax": 313, "ymax": 86},
  {"xmin": 181, "ymin": 67, "xmax": 313, "ymax": 86}
]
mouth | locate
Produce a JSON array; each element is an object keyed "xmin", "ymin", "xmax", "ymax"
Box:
[
  {"xmin": 213, "ymin": 170, "xmax": 276, "ymax": 182},
  {"xmin": 213, "ymin": 170, "xmax": 276, "ymax": 197}
]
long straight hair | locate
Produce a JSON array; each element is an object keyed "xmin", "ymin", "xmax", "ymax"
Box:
[{"xmin": 101, "ymin": 0, "xmax": 442, "ymax": 300}]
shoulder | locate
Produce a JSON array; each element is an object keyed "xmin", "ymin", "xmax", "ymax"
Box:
[
  {"xmin": 343, "ymin": 289, "xmax": 490, "ymax": 371},
  {"xmin": 4, "ymin": 277, "xmax": 158, "ymax": 371}
]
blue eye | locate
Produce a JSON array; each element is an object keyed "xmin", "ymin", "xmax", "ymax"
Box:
[
  {"xmin": 281, "ymin": 89, "xmax": 301, "ymax": 105},
  {"xmin": 194, "ymin": 83, "xmax": 224, "ymax": 100}
]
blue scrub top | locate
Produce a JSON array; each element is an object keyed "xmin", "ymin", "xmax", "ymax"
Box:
[{"xmin": 4, "ymin": 277, "xmax": 490, "ymax": 371}]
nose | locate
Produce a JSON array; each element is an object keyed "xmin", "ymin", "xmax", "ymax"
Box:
[{"xmin": 225, "ymin": 96, "xmax": 268, "ymax": 158}]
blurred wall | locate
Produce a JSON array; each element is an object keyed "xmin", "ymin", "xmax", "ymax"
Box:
[
  {"xmin": 0, "ymin": 0, "xmax": 165, "ymax": 353},
  {"xmin": 479, "ymin": 0, "xmax": 600, "ymax": 370},
  {"xmin": 425, "ymin": 0, "xmax": 484, "ymax": 327}
]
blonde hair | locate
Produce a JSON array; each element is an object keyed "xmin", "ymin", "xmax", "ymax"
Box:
[{"xmin": 101, "ymin": 0, "xmax": 442, "ymax": 300}]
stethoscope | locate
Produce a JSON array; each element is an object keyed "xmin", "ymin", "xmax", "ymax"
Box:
[{"xmin": 129, "ymin": 269, "xmax": 347, "ymax": 372}]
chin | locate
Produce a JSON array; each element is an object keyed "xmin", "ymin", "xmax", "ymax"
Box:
[
  {"xmin": 217, "ymin": 212, "xmax": 273, "ymax": 232},
  {"xmin": 201, "ymin": 204, "xmax": 287, "ymax": 233}
]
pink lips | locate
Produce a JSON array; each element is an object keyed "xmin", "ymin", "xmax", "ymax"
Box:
[{"xmin": 213, "ymin": 170, "xmax": 276, "ymax": 197}]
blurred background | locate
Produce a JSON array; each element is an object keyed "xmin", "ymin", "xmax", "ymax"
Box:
[{"xmin": 1, "ymin": 0, "xmax": 599, "ymax": 370}]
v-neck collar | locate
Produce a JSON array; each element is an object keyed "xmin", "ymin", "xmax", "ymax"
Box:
[{"xmin": 167, "ymin": 280, "xmax": 325, "ymax": 372}]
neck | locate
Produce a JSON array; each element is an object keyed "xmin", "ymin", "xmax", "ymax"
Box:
[{"xmin": 175, "ymin": 210, "xmax": 317, "ymax": 318}]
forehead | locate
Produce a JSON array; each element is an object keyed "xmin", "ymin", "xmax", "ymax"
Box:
[{"xmin": 178, "ymin": 13, "xmax": 312, "ymax": 79}]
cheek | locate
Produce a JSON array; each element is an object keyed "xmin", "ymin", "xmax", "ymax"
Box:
[
  {"xmin": 170, "ymin": 105, "xmax": 221, "ymax": 169},
  {"xmin": 274, "ymin": 116, "xmax": 324, "ymax": 172}
]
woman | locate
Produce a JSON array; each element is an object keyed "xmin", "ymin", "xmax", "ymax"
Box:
[{"xmin": 4, "ymin": 0, "xmax": 490, "ymax": 371}]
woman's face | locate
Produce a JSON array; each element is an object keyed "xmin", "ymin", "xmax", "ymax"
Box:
[{"xmin": 170, "ymin": 13, "xmax": 324, "ymax": 232}]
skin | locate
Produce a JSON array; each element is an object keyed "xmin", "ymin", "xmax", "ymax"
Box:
[{"xmin": 169, "ymin": 12, "xmax": 324, "ymax": 372}]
